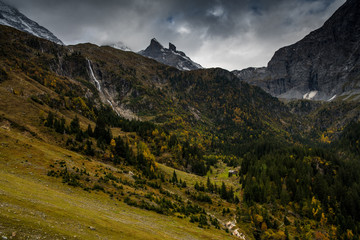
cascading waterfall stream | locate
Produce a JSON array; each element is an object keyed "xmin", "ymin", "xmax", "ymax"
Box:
[
  {"xmin": 87, "ymin": 59, "xmax": 101, "ymax": 91},
  {"xmin": 87, "ymin": 58, "xmax": 121, "ymax": 116},
  {"xmin": 107, "ymin": 100, "xmax": 120, "ymax": 115}
]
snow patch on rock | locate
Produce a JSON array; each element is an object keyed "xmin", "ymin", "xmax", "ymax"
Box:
[{"xmin": 303, "ymin": 91, "xmax": 318, "ymax": 100}]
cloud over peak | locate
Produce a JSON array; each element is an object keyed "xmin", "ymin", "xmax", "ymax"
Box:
[{"xmin": 5, "ymin": 0, "xmax": 345, "ymax": 70}]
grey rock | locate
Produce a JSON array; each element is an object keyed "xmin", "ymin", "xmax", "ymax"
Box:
[
  {"xmin": 139, "ymin": 38, "xmax": 202, "ymax": 71},
  {"xmin": 0, "ymin": 0, "xmax": 63, "ymax": 45},
  {"xmin": 233, "ymin": 0, "xmax": 360, "ymax": 101},
  {"xmin": 169, "ymin": 42, "xmax": 176, "ymax": 52}
]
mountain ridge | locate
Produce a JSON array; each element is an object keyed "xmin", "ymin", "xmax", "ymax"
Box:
[
  {"xmin": 139, "ymin": 38, "xmax": 202, "ymax": 71},
  {"xmin": 104, "ymin": 41, "xmax": 132, "ymax": 51},
  {"xmin": 0, "ymin": 0, "xmax": 63, "ymax": 45},
  {"xmin": 233, "ymin": 0, "xmax": 360, "ymax": 101}
]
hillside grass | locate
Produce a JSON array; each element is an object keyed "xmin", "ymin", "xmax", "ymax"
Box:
[
  {"xmin": 0, "ymin": 127, "xmax": 236, "ymax": 240},
  {"xmin": 0, "ymin": 72, "xmax": 242, "ymax": 239}
]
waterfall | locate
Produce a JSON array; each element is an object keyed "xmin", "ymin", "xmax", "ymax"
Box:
[
  {"xmin": 87, "ymin": 59, "xmax": 101, "ymax": 91},
  {"xmin": 107, "ymin": 100, "xmax": 120, "ymax": 115},
  {"xmin": 87, "ymin": 58, "xmax": 122, "ymax": 116}
]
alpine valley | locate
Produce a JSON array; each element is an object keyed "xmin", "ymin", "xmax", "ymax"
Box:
[{"xmin": 0, "ymin": 0, "xmax": 360, "ymax": 240}]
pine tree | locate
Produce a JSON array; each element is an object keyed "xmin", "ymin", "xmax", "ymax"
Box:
[
  {"xmin": 70, "ymin": 115, "xmax": 80, "ymax": 134},
  {"xmin": 172, "ymin": 170, "xmax": 178, "ymax": 184},
  {"xmin": 221, "ymin": 182, "xmax": 228, "ymax": 200},
  {"xmin": 227, "ymin": 186, "xmax": 234, "ymax": 202},
  {"xmin": 85, "ymin": 140, "xmax": 94, "ymax": 156},
  {"xmin": 194, "ymin": 182, "xmax": 200, "ymax": 191},
  {"xmin": 45, "ymin": 112, "xmax": 54, "ymax": 128},
  {"xmin": 206, "ymin": 176, "xmax": 213, "ymax": 193},
  {"xmin": 94, "ymin": 115, "xmax": 112, "ymax": 144},
  {"xmin": 284, "ymin": 216, "xmax": 290, "ymax": 226},
  {"xmin": 168, "ymin": 134, "xmax": 178, "ymax": 148},
  {"xmin": 75, "ymin": 131, "xmax": 83, "ymax": 142},
  {"xmin": 285, "ymin": 227, "xmax": 290, "ymax": 240},
  {"xmin": 87, "ymin": 124, "xmax": 93, "ymax": 137}
]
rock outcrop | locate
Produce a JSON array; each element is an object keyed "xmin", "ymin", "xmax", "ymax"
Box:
[
  {"xmin": 0, "ymin": 0, "xmax": 63, "ymax": 45},
  {"xmin": 139, "ymin": 38, "xmax": 202, "ymax": 71},
  {"xmin": 233, "ymin": 0, "xmax": 360, "ymax": 101}
]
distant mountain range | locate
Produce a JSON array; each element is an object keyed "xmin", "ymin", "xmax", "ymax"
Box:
[
  {"xmin": 0, "ymin": 0, "xmax": 201, "ymax": 72},
  {"xmin": 1, "ymin": 0, "xmax": 360, "ymax": 102},
  {"xmin": 0, "ymin": 0, "xmax": 63, "ymax": 45},
  {"xmin": 139, "ymin": 38, "xmax": 202, "ymax": 71},
  {"xmin": 233, "ymin": 0, "xmax": 360, "ymax": 101}
]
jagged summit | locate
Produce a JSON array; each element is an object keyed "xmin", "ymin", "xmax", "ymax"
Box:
[
  {"xmin": 169, "ymin": 42, "xmax": 176, "ymax": 52},
  {"xmin": 145, "ymin": 38, "xmax": 164, "ymax": 52},
  {"xmin": 0, "ymin": 0, "xmax": 63, "ymax": 45},
  {"xmin": 233, "ymin": 0, "xmax": 360, "ymax": 101},
  {"xmin": 139, "ymin": 38, "xmax": 202, "ymax": 71},
  {"xmin": 151, "ymin": 38, "xmax": 162, "ymax": 45}
]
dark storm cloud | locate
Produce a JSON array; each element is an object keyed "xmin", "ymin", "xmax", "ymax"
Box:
[{"xmin": 4, "ymin": 0, "xmax": 346, "ymax": 70}]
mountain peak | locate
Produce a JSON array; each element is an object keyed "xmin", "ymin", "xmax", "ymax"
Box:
[
  {"xmin": 169, "ymin": 42, "xmax": 176, "ymax": 52},
  {"xmin": 151, "ymin": 38, "xmax": 159, "ymax": 43},
  {"xmin": 139, "ymin": 39, "xmax": 202, "ymax": 71},
  {"xmin": 0, "ymin": 0, "xmax": 63, "ymax": 45},
  {"xmin": 0, "ymin": 0, "xmax": 16, "ymax": 14},
  {"xmin": 149, "ymin": 38, "xmax": 163, "ymax": 49}
]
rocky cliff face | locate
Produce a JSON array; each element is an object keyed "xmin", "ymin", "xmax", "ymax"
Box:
[
  {"xmin": 139, "ymin": 38, "xmax": 202, "ymax": 71},
  {"xmin": 0, "ymin": 0, "xmax": 63, "ymax": 45},
  {"xmin": 233, "ymin": 0, "xmax": 360, "ymax": 101}
]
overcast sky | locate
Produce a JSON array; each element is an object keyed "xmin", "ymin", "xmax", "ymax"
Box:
[{"xmin": 6, "ymin": 0, "xmax": 345, "ymax": 71}]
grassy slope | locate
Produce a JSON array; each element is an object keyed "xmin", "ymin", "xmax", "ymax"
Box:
[{"xmin": 0, "ymin": 127, "xmax": 235, "ymax": 240}]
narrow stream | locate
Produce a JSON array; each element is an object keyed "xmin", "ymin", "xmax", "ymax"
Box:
[{"xmin": 107, "ymin": 99, "xmax": 120, "ymax": 115}]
